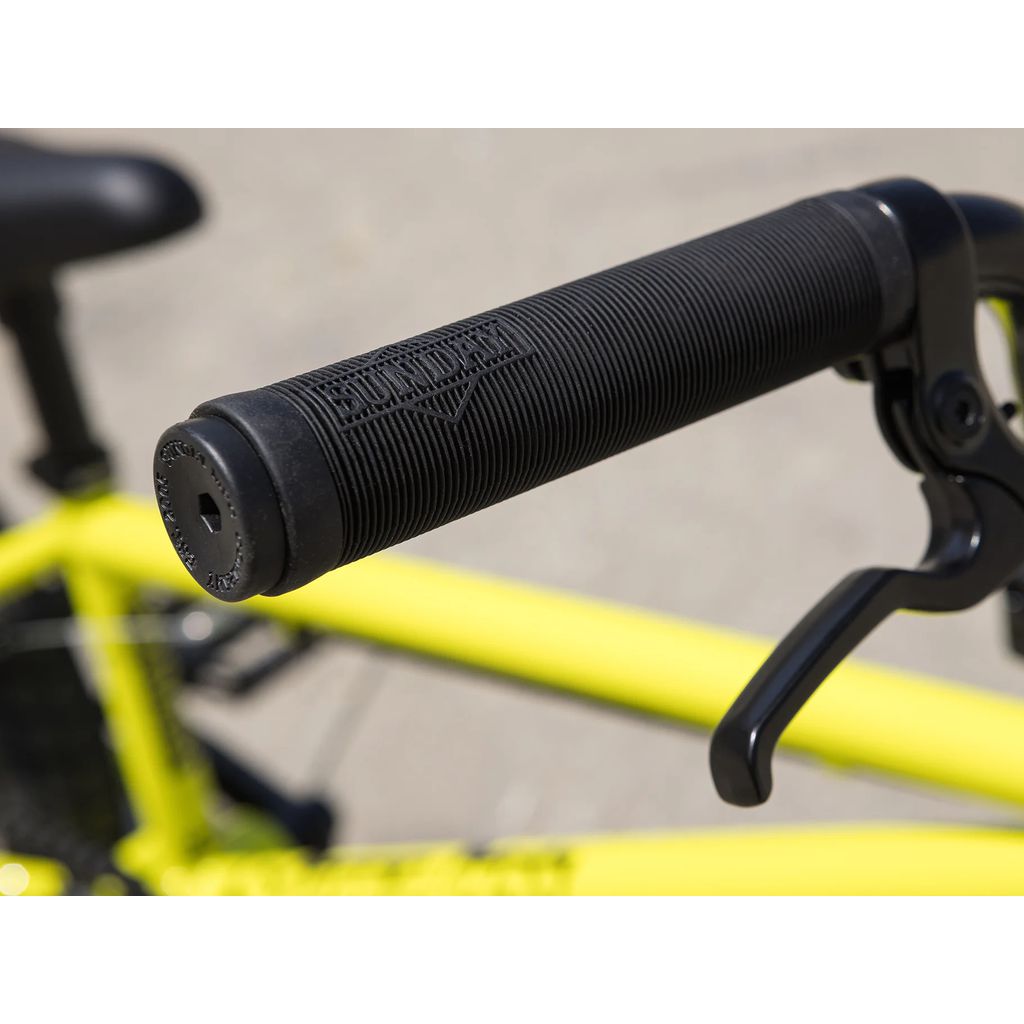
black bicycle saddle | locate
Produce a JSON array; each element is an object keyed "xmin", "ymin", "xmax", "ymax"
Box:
[{"xmin": 0, "ymin": 134, "xmax": 202, "ymax": 286}]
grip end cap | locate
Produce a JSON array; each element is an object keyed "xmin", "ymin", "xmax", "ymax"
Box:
[{"xmin": 154, "ymin": 416, "xmax": 286, "ymax": 602}]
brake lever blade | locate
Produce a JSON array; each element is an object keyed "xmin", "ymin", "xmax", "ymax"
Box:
[
  {"xmin": 710, "ymin": 567, "xmax": 904, "ymax": 805},
  {"xmin": 710, "ymin": 475, "xmax": 1024, "ymax": 806}
]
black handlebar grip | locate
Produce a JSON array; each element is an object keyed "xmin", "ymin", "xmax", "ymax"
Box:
[{"xmin": 155, "ymin": 186, "xmax": 915, "ymax": 602}]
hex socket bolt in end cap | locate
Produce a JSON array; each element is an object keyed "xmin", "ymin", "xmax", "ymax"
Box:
[{"xmin": 153, "ymin": 416, "xmax": 286, "ymax": 602}]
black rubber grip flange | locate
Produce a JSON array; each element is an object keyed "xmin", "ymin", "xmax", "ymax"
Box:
[
  {"xmin": 154, "ymin": 416, "xmax": 285, "ymax": 601},
  {"xmin": 154, "ymin": 391, "xmax": 341, "ymax": 601},
  {"xmin": 155, "ymin": 186, "xmax": 914, "ymax": 601}
]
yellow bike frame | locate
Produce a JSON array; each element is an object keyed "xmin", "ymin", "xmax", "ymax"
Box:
[{"xmin": 3, "ymin": 491, "xmax": 1024, "ymax": 894}]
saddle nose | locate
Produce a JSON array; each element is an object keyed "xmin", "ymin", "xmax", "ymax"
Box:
[{"xmin": 0, "ymin": 134, "xmax": 202, "ymax": 285}]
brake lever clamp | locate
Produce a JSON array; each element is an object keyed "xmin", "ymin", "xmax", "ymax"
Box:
[{"xmin": 710, "ymin": 179, "xmax": 1024, "ymax": 806}]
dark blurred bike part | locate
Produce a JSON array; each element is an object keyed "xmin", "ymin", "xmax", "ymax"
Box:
[
  {"xmin": 199, "ymin": 737, "xmax": 335, "ymax": 852},
  {"xmin": 0, "ymin": 135, "xmax": 201, "ymax": 493},
  {"xmin": 0, "ymin": 134, "xmax": 202, "ymax": 284},
  {"xmin": 170, "ymin": 603, "xmax": 322, "ymax": 698},
  {"xmin": 0, "ymin": 583, "xmax": 133, "ymax": 881}
]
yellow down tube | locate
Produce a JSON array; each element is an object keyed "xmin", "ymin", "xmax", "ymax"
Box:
[
  {"xmin": 66, "ymin": 492, "xmax": 1024, "ymax": 810},
  {"xmin": 153, "ymin": 824, "xmax": 1024, "ymax": 895}
]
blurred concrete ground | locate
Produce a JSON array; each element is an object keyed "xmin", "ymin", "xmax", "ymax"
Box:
[{"xmin": 4, "ymin": 129, "xmax": 1024, "ymax": 843}]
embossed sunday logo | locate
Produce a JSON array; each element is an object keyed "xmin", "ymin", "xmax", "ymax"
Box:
[{"xmin": 313, "ymin": 319, "xmax": 535, "ymax": 428}]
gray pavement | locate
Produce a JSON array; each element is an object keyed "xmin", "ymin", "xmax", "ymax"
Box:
[{"xmin": 5, "ymin": 129, "xmax": 1024, "ymax": 843}]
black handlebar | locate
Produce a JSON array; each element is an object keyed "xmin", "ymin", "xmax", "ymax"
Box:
[{"xmin": 155, "ymin": 185, "xmax": 916, "ymax": 602}]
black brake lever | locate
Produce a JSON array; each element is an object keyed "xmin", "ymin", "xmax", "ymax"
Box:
[
  {"xmin": 712, "ymin": 470, "xmax": 1024, "ymax": 804},
  {"xmin": 710, "ymin": 180, "xmax": 1024, "ymax": 806}
]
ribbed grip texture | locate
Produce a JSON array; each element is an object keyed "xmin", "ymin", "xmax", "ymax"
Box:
[{"xmin": 247, "ymin": 195, "xmax": 898, "ymax": 570}]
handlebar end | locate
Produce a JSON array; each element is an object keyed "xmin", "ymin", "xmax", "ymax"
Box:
[{"xmin": 154, "ymin": 415, "xmax": 286, "ymax": 602}]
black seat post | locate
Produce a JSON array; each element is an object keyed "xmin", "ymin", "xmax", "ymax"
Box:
[{"xmin": 0, "ymin": 278, "xmax": 112, "ymax": 493}]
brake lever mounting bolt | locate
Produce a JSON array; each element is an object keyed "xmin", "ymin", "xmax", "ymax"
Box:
[{"xmin": 932, "ymin": 374, "xmax": 987, "ymax": 444}]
